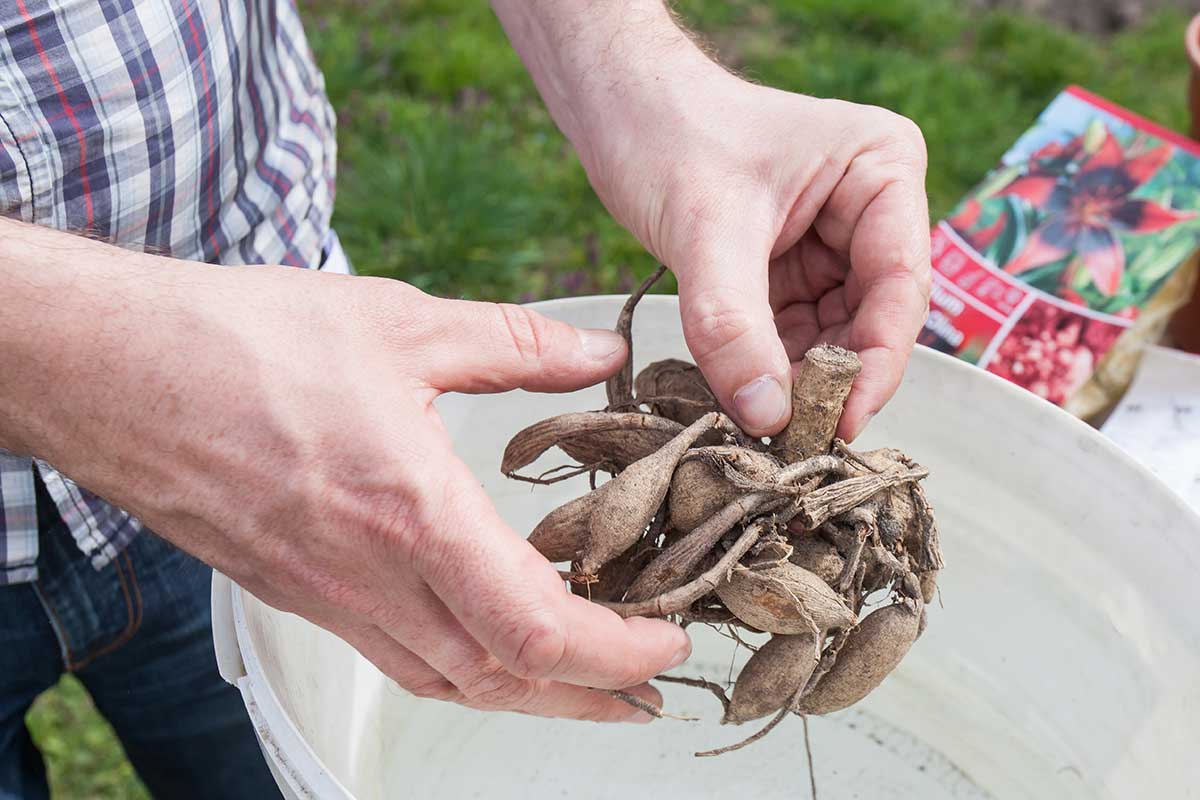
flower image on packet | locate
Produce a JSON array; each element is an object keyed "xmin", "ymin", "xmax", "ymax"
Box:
[{"xmin": 920, "ymin": 86, "xmax": 1200, "ymax": 418}]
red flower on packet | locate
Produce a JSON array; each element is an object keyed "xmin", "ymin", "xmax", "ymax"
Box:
[
  {"xmin": 1000, "ymin": 131, "xmax": 1194, "ymax": 296},
  {"xmin": 995, "ymin": 132, "xmax": 1087, "ymax": 206},
  {"xmin": 946, "ymin": 199, "xmax": 1007, "ymax": 253},
  {"xmin": 921, "ymin": 86, "xmax": 1200, "ymax": 417}
]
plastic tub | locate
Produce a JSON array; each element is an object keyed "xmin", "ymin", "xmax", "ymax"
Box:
[{"xmin": 212, "ymin": 295, "xmax": 1200, "ymax": 799}]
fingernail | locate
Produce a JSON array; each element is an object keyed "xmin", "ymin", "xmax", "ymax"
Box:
[
  {"xmin": 667, "ymin": 641, "xmax": 692, "ymax": 671},
  {"xmin": 732, "ymin": 375, "xmax": 788, "ymax": 432},
  {"xmin": 579, "ymin": 328, "xmax": 624, "ymax": 361}
]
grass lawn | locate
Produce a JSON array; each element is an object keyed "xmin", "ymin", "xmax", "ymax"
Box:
[
  {"xmin": 24, "ymin": 1, "xmax": 1195, "ymax": 796},
  {"xmin": 314, "ymin": 0, "xmax": 1194, "ymax": 299}
]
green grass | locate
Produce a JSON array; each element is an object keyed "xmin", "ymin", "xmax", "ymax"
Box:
[
  {"xmin": 26, "ymin": 676, "xmax": 149, "ymax": 798},
  {"xmin": 309, "ymin": 0, "xmax": 1194, "ymax": 300},
  {"xmin": 25, "ymin": 2, "xmax": 1196, "ymax": 796}
]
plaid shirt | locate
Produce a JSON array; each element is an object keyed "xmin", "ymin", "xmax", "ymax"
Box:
[{"xmin": 0, "ymin": 0, "xmax": 337, "ymax": 584}]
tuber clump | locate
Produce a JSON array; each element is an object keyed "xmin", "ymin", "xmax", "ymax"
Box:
[{"xmin": 501, "ymin": 268, "xmax": 943, "ymax": 757}]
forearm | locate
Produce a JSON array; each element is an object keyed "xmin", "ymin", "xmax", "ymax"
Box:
[
  {"xmin": 491, "ymin": 1, "xmax": 722, "ymax": 183},
  {"xmin": 0, "ymin": 218, "xmax": 206, "ymax": 459}
]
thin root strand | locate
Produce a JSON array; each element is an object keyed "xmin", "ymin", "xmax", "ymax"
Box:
[
  {"xmin": 654, "ymin": 674, "xmax": 732, "ymax": 717},
  {"xmin": 694, "ymin": 685, "xmax": 802, "ymax": 757},
  {"xmin": 599, "ymin": 689, "xmax": 698, "ymax": 722}
]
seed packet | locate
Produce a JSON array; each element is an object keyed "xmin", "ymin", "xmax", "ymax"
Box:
[{"xmin": 919, "ymin": 86, "xmax": 1200, "ymax": 418}]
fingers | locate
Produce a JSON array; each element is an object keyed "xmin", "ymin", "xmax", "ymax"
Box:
[
  {"xmin": 770, "ymin": 234, "xmax": 848, "ymax": 360},
  {"xmin": 836, "ymin": 177, "xmax": 931, "ymax": 440},
  {"xmin": 767, "ymin": 233, "xmax": 849, "ymax": 314},
  {"xmin": 416, "ymin": 296, "xmax": 628, "ymax": 395},
  {"xmin": 340, "ymin": 589, "xmax": 661, "ymax": 722},
  {"xmin": 336, "ymin": 623, "xmax": 463, "ymax": 703},
  {"xmin": 458, "ymin": 672, "xmax": 664, "ymax": 723},
  {"xmin": 414, "ymin": 457, "xmax": 692, "ymax": 692},
  {"xmin": 809, "ymin": 122, "xmax": 930, "ymax": 440},
  {"xmin": 773, "ymin": 303, "xmax": 823, "ymax": 362},
  {"xmin": 676, "ymin": 238, "xmax": 794, "ymax": 437}
]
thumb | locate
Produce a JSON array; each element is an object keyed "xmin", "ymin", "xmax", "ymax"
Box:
[
  {"xmin": 418, "ymin": 296, "xmax": 628, "ymax": 394},
  {"xmin": 676, "ymin": 244, "xmax": 793, "ymax": 437}
]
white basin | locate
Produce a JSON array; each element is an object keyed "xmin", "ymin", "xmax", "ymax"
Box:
[{"xmin": 212, "ymin": 294, "xmax": 1200, "ymax": 799}]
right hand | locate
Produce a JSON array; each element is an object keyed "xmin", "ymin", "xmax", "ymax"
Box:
[
  {"xmin": 35, "ymin": 262, "xmax": 689, "ymax": 721},
  {"xmin": 582, "ymin": 77, "xmax": 932, "ymax": 442}
]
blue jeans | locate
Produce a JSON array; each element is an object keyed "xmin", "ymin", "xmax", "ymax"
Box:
[{"xmin": 0, "ymin": 477, "xmax": 282, "ymax": 799}]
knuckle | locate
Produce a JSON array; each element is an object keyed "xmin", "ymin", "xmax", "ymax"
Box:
[
  {"xmin": 894, "ymin": 115, "xmax": 926, "ymax": 154},
  {"xmin": 914, "ymin": 260, "xmax": 933, "ymax": 304},
  {"xmin": 308, "ymin": 572, "xmax": 359, "ymax": 612},
  {"xmin": 887, "ymin": 115, "xmax": 928, "ymax": 170},
  {"xmin": 859, "ymin": 106, "xmax": 926, "ymax": 172},
  {"xmin": 876, "ymin": 250, "xmax": 928, "ymax": 288},
  {"xmin": 495, "ymin": 303, "xmax": 548, "ymax": 368},
  {"xmin": 405, "ymin": 677, "xmax": 460, "ymax": 702},
  {"xmin": 375, "ymin": 491, "xmax": 431, "ymax": 564},
  {"xmin": 498, "ymin": 612, "xmax": 568, "ymax": 679},
  {"xmin": 391, "ymin": 490, "xmax": 453, "ymax": 576},
  {"xmin": 681, "ymin": 286, "xmax": 756, "ymax": 363},
  {"xmin": 459, "ymin": 664, "xmax": 538, "ymax": 710},
  {"xmin": 358, "ymin": 279, "xmax": 429, "ymax": 341},
  {"xmin": 380, "ymin": 277, "xmax": 426, "ymax": 305},
  {"xmin": 371, "ymin": 463, "xmax": 459, "ymax": 573},
  {"xmin": 660, "ymin": 175, "xmax": 742, "ymax": 259}
]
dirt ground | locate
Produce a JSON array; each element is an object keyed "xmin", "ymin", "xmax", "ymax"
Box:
[{"xmin": 973, "ymin": 0, "xmax": 1197, "ymax": 33}]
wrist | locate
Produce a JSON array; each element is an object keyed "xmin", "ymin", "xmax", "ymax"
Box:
[
  {"xmin": 579, "ymin": 48, "xmax": 734, "ymax": 203},
  {"xmin": 0, "ymin": 219, "xmax": 201, "ymax": 458},
  {"xmin": 493, "ymin": 1, "xmax": 729, "ymax": 194}
]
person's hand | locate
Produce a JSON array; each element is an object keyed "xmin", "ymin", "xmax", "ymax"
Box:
[
  {"xmin": 3, "ymin": 230, "xmax": 688, "ymax": 721},
  {"xmin": 590, "ymin": 74, "xmax": 932, "ymax": 439},
  {"xmin": 492, "ymin": 0, "xmax": 930, "ymax": 440}
]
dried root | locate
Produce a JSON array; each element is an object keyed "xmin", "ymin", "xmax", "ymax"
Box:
[
  {"xmin": 501, "ymin": 283, "xmax": 943, "ymax": 756},
  {"xmin": 624, "ymin": 491, "xmax": 785, "ymax": 602},
  {"xmin": 796, "ymin": 598, "xmax": 923, "ymax": 716},
  {"xmin": 502, "ymin": 411, "xmax": 682, "ymax": 478},
  {"xmin": 635, "ymin": 358, "xmax": 720, "ymax": 425},
  {"xmin": 668, "ymin": 447, "xmax": 782, "ymax": 533},
  {"xmin": 724, "ymin": 631, "xmax": 820, "ymax": 724},
  {"xmin": 600, "ymin": 689, "xmax": 699, "ymax": 722},
  {"xmin": 769, "ymin": 344, "xmax": 860, "ymax": 462},
  {"xmin": 605, "ymin": 265, "xmax": 666, "ymax": 410},
  {"xmin": 715, "ymin": 561, "xmax": 857, "ymax": 635}
]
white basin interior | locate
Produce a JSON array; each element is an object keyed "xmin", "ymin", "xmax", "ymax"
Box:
[{"xmin": 236, "ymin": 295, "xmax": 1200, "ymax": 799}]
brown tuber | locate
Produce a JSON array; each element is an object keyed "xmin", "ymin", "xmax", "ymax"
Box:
[
  {"xmin": 796, "ymin": 599, "xmax": 922, "ymax": 716},
  {"xmin": 789, "ymin": 536, "xmax": 846, "ymax": 585},
  {"xmin": 667, "ymin": 446, "xmax": 782, "ymax": 533},
  {"xmin": 579, "ymin": 412, "xmax": 733, "ymax": 575},
  {"xmin": 501, "ymin": 277, "xmax": 942, "ymax": 757},
  {"xmin": 527, "ymin": 482, "xmax": 610, "ymax": 562},
  {"xmin": 725, "ymin": 632, "xmax": 820, "ymax": 724},
  {"xmin": 635, "ymin": 359, "xmax": 720, "ymax": 425},
  {"xmin": 528, "ymin": 411, "xmax": 737, "ymax": 576},
  {"xmin": 770, "ymin": 344, "xmax": 860, "ymax": 462},
  {"xmin": 716, "ymin": 561, "xmax": 857, "ymax": 635},
  {"xmin": 502, "ymin": 411, "xmax": 683, "ymax": 478}
]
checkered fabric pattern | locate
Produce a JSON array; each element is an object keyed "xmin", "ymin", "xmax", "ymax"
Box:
[{"xmin": 0, "ymin": 0, "xmax": 337, "ymax": 583}]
